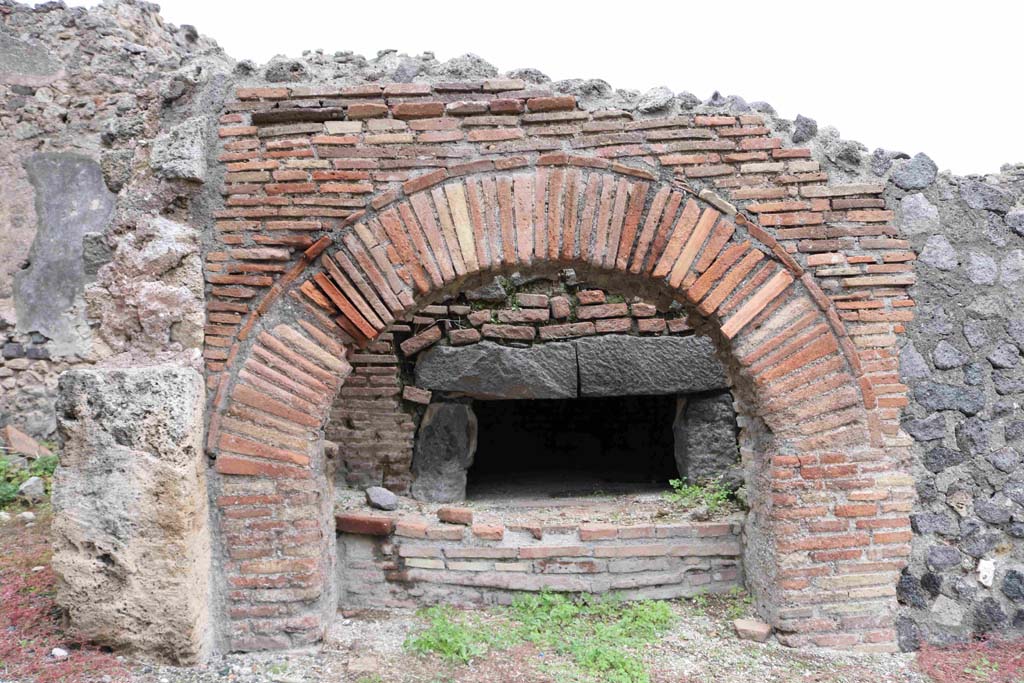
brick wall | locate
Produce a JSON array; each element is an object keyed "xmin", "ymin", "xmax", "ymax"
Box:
[
  {"xmin": 336, "ymin": 511, "xmax": 743, "ymax": 608},
  {"xmin": 203, "ymin": 78, "xmax": 913, "ymax": 653}
]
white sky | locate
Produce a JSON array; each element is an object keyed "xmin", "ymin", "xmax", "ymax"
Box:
[{"xmin": 79, "ymin": 0, "xmax": 1023, "ymax": 175}]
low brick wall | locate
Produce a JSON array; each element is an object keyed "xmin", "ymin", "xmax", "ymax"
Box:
[{"xmin": 336, "ymin": 512, "xmax": 744, "ymax": 607}]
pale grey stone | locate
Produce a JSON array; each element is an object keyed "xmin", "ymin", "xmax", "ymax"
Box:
[
  {"xmin": 963, "ymin": 320, "xmax": 989, "ymax": 349},
  {"xmin": 16, "ymin": 475, "xmax": 45, "ymax": 504},
  {"xmin": 1007, "ymin": 209, "xmax": 1024, "ymax": 237},
  {"xmin": 1008, "ymin": 319, "xmax": 1024, "ymax": 349},
  {"xmin": 988, "ymin": 342, "xmax": 1021, "ymax": 369},
  {"xmin": 927, "ymin": 545, "xmax": 963, "ymax": 570},
  {"xmin": 263, "ymin": 57, "xmax": 309, "ymax": 82},
  {"xmin": 955, "ymin": 416, "xmax": 991, "ymax": 456},
  {"xmin": 899, "ymin": 342, "xmax": 931, "ymax": 379},
  {"xmin": 100, "ymin": 149, "xmax": 133, "ymax": 193},
  {"xmin": 987, "ymin": 447, "xmax": 1020, "ymax": 473},
  {"xmin": 910, "ymin": 513, "xmax": 959, "ymax": 536},
  {"xmin": 961, "ymin": 179, "xmax": 1014, "ymax": 214},
  {"xmin": 892, "ymin": 153, "xmax": 938, "ymax": 190},
  {"xmin": 0, "ymin": 32, "xmax": 64, "ymax": 86},
  {"xmin": 900, "ymin": 193, "xmax": 940, "ymax": 235},
  {"xmin": 365, "ymin": 486, "xmax": 398, "ymax": 511},
  {"xmin": 438, "ymin": 53, "xmax": 498, "ymax": 79},
  {"xmin": 933, "ymin": 340, "xmax": 969, "ymax": 369},
  {"xmin": 1001, "ymin": 250, "xmax": 1024, "ymax": 285},
  {"xmin": 902, "ymin": 413, "xmax": 946, "ymax": 442},
  {"xmin": 931, "ymin": 595, "xmax": 965, "ymax": 627},
  {"xmin": 676, "ymin": 92, "xmax": 701, "ymax": 110},
  {"xmin": 966, "ymin": 252, "xmax": 997, "ymax": 285},
  {"xmin": 974, "ymin": 493, "xmax": 1014, "ymax": 524},
  {"xmin": 637, "ymin": 86, "xmax": 674, "ymax": 113},
  {"xmin": 919, "ymin": 235, "xmax": 958, "ymax": 270}
]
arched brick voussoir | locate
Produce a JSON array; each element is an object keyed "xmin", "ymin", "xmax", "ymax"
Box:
[
  {"xmin": 289, "ymin": 162, "xmax": 870, "ymax": 431},
  {"xmin": 212, "ymin": 320, "xmax": 352, "ymax": 478}
]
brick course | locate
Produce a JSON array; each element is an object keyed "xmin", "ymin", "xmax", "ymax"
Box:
[{"xmin": 338, "ymin": 514, "xmax": 744, "ymax": 607}]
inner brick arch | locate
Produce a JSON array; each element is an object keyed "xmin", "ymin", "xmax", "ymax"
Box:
[{"xmin": 206, "ymin": 159, "xmax": 910, "ymax": 652}]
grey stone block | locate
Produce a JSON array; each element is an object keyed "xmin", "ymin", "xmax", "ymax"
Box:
[
  {"xmin": 415, "ymin": 341, "xmax": 576, "ymax": 400},
  {"xmin": 914, "ymin": 382, "xmax": 985, "ymax": 416},
  {"xmin": 150, "ymin": 115, "xmax": 210, "ymax": 182},
  {"xmin": 13, "ymin": 153, "xmax": 115, "ymax": 354},
  {"xmin": 576, "ymin": 335, "xmax": 727, "ymax": 397},
  {"xmin": 411, "ymin": 402, "xmax": 477, "ymax": 504},
  {"xmin": 673, "ymin": 392, "xmax": 739, "ymax": 487},
  {"xmin": 0, "ymin": 32, "xmax": 64, "ymax": 86}
]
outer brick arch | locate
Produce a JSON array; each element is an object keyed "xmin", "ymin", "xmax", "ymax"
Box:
[{"xmin": 207, "ymin": 161, "xmax": 910, "ymax": 653}]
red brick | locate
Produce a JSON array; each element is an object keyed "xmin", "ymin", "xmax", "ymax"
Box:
[
  {"xmin": 637, "ymin": 318, "xmax": 666, "ymax": 333},
  {"xmin": 437, "ymin": 507, "xmax": 473, "ymax": 525},
  {"xmin": 481, "ymin": 323, "xmax": 535, "ymax": 341},
  {"xmin": 449, "ymin": 328, "xmax": 482, "ymax": 346},
  {"xmin": 347, "ymin": 103, "xmax": 388, "ymax": 119},
  {"xmin": 550, "ymin": 295, "xmax": 571, "ymax": 319},
  {"xmin": 472, "ymin": 523, "xmax": 504, "ymax": 540},
  {"xmin": 577, "ymin": 303, "xmax": 628, "ymax": 320},
  {"xmin": 392, "ymin": 102, "xmax": 445, "ymax": 119},
  {"xmin": 594, "ymin": 317, "xmax": 632, "ymax": 334},
  {"xmin": 539, "ymin": 322, "xmax": 595, "ymax": 340},
  {"xmin": 836, "ymin": 504, "xmax": 878, "ymax": 517},
  {"xmin": 336, "ymin": 513, "xmax": 395, "ymax": 536},
  {"xmin": 400, "ymin": 325, "xmax": 442, "ymax": 356},
  {"xmin": 215, "ymin": 454, "xmax": 311, "ymax": 479},
  {"xmin": 526, "ymin": 96, "xmax": 576, "ymax": 112},
  {"xmin": 579, "ymin": 524, "xmax": 617, "ymax": 540}
]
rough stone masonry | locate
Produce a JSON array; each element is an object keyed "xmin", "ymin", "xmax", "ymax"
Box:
[{"xmin": 0, "ymin": 0, "xmax": 1022, "ymax": 665}]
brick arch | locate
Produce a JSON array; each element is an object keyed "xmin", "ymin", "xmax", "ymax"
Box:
[{"xmin": 207, "ymin": 160, "xmax": 907, "ymax": 652}]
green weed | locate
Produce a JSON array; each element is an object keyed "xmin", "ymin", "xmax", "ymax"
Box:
[
  {"xmin": 404, "ymin": 592, "xmax": 675, "ymax": 683},
  {"xmin": 664, "ymin": 477, "xmax": 731, "ymax": 514}
]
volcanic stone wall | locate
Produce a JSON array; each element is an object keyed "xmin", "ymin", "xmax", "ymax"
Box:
[
  {"xmin": 893, "ymin": 165, "xmax": 1024, "ymax": 648},
  {"xmin": 0, "ymin": 0, "xmax": 215, "ymax": 440}
]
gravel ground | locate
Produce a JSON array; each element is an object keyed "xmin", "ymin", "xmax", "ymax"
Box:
[{"xmin": 130, "ymin": 603, "xmax": 929, "ymax": 683}]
